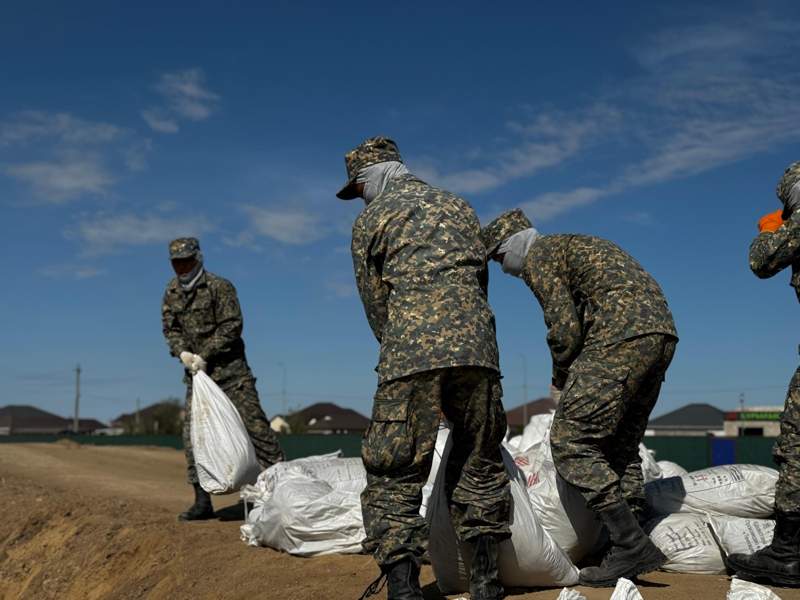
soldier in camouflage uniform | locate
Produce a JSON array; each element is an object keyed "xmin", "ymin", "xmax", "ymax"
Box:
[
  {"xmin": 338, "ymin": 137, "xmax": 510, "ymax": 600},
  {"xmin": 728, "ymin": 162, "xmax": 800, "ymax": 587},
  {"xmin": 481, "ymin": 209, "xmax": 678, "ymax": 587},
  {"xmin": 161, "ymin": 237, "xmax": 284, "ymax": 521}
]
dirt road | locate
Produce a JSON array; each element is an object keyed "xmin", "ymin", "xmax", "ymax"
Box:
[{"xmin": 0, "ymin": 442, "xmax": 797, "ymax": 600}]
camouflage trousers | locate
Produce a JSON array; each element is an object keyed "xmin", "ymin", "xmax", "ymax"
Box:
[
  {"xmin": 774, "ymin": 364, "xmax": 800, "ymax": 513},
  {"xmin": 361, "ymin": 366, "xmax": 511, "ymax": 567},
  {"xmin": 183, "ymin": 374, "xmax": 285, "ymax": 485},
  {"xmin": 550, "ymin": 334, "xmax": 677, "ymax": 513}
]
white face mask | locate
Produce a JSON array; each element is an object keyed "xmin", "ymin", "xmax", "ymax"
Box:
[
  {"xmin": 356, "ymin": 161, "xmax": 410, "ymax": 203},
  {"xmin": 499, "ymin": 228, "xmax": 540, "ymax": 277}
]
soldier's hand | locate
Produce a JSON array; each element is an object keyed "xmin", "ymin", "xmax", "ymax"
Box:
[
  {"xmin": 191, "ymin": 354, "xmax": 207, "ymax": 374},
  {"xmin": 180, "ymin": 351, "xmax": 194, "ymax": 369}
]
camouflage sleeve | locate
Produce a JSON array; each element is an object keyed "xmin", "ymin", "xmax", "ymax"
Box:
[
  {"xmin": 525, "ymin": 246, "xmax": 584, "ymax": 389},
  {"xmin": 750, "ymin": 218, "xmax": 800, "ymax": 279},
  {"xmin": 161, "ymin": 291, "xmax": 188, "ymax": 357},
  {"xmin": 352, "ymin": 216, "xmax": 389, "ymax": 342},
  {"xmin": 200, "ymin": 279, "xmax": 244, "ymax": 360}
]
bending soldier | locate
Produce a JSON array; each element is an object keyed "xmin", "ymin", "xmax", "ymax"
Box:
[
  {"xmin": 728, "ymin": 162, "xmax": 800, "ymax": 587},
  {"xmin": 481, "ymin": 210, "xmax": 678, "ymax": 587},
  {"xmin": 338, "ymin": 137, "xmax": 511, "ymax": 600},
  {"xmin": 161, "ymin": 237, "xmax": 284, "ymax": 521}
]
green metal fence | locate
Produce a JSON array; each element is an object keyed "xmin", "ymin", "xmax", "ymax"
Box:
[{"xmin": 0, "ymin": 434, "xmax": 781, "ymax": 469}]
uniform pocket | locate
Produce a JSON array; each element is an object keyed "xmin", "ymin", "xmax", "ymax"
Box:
[
  {"xmin": 362, "ymin": 398, "xmax": 413, "ymax": 474},
  {"xmin": 558, "ymin": 365, "xmax": 629, "ymax": 425}
]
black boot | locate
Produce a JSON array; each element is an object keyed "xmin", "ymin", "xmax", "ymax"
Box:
[
  {"xmin": 470, "ymin": 535, "xmax": 504, "ymax": 600},
  {"xmin": 579, "ymin": 502, "xmax": 666, "ymax": 587},
  {"xmin": 178, "ymin": 483, "xmax": 215, "ymax": 521},
  {"xmin": 385, "ymin": 558, "xmax": 423, "ymax": 600},
  {"xmin": 727, "ymin": 511, "xmax": 800, "ymax": 587}
]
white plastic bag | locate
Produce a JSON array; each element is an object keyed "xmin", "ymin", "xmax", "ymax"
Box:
[
  {"xmin": 557, "ymin": 589, "xmax": 587, "ymax": 600},
  {"xmin": 657, "ymin": 460, "xmax": 688, "ymax": 479},
  {"xmin": 727, "ymin": 577, "xmax": 783, "ymax": 600},
  {"xmin": 240, "ymin": 453, "xmax": 366, "ymax": 556},
  {"xmin": 646, "ymin": 513, "xmax": 724, "ymax": 574},
  {"xmin": 709, "ymin": 515, "xmax": 775, "ymax": 557},
  {"xmin": 507, "ymin": 431, "xmax": 603, "ymax": 562},
  {"xmin": 428, "ymin": 425, "xmax": 579, "ymax": 593},
  {"xmin": 610, "ymin": 578, "xmax": 644, "ymax": 600},
  {"xmin": 646, "ymin": 465, "xmax": 778, "ymax": 518},
  {"xmin": 191, "ymin": 371, "xmax": 261, "ymax": 494}
]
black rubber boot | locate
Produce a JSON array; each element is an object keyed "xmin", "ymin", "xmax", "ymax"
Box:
[
  {"xmin": 178, "ymin": 483, "xmax": 215, "ymax": 521},
  {"xmin": 385, "ymin": 558, "xmax": 423, "ymax": 600},
  {"xmin": 728, "ymin": 511, "xmax": 800, "ymax": 587},
  {"xmin": 470, "ymin": 535, "xmax": 504, "ymax": 600},
  {"xmin": 579, "ymin": 501, "xmax": 666, "ymax": 587}
]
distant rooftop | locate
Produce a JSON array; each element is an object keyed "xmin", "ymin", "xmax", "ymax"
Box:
[{"xmin": 649, "ymin": 403, "xmax": 725, "ymax": 430}]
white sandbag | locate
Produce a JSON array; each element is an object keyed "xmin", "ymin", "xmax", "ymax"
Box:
[
  {"xmin": 727, "ymin": 577, "xmax": 783, "ymax": 600},
  {"xmin": 640, "ymin": 443, "xmax": 663, "ymax": 484},
  {"xmin": 646, "ymin": 513, "xmax": 724, "ymax": 574},
  {"xmin": 708, "ymin": 515, "xmax": 775, "ymax": 557},
  {"xmin": 610, "ymin": 578, "xmax": 644, "ymax": 600},
  {"xmin": 240, "ymin": 454, "xmax": 366, "ymax": 556},
  {"xmin": 191, "ymin": 371, "xmax": 261, "ymax": 494},
  {"xmin": 428, "ymin": 425, "xmax": 579, "ymax": 593},
  {"xmin": 657, "ymin": 460, "xmax": 688, "ymax": 479},
  {"xmin": 508, "ymin": 436, "xmax": 603, "ymax": 562},
  {"xmin": 557, "ymin": 589, "xmax": 586, "ymax": 600},
  {"xmin": 420, "ymin": 422, "xmax": 449, "ymax": 519},
  {"xmin": 646, "ymin": 465, "xmax": 778, "ymax": 518},
  {"xmin": 518, "ymin": 411, "xmax": 555, "ymax": 452}
]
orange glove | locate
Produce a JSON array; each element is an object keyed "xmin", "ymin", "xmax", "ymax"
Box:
[{"xmin": 759, "ymin": 210, "xmax": 784, "ymax": 233}]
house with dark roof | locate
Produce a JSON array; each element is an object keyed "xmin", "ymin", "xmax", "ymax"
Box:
[
  {"xmin": 0, "ymin": 405, "xmax": 107, "ymax": 435},
  {"xmin": 289, "ymin": 402, "xmax": 370, "ymax": 435},
  {"xmin": 506, "ymin": 397, "xmax": 557, "ymax": 431},
  {"xmin": 646, "ymin": 403, "xmax": 726, "ymax": 437}
]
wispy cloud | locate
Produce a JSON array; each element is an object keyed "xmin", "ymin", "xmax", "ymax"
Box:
[
  {"xmin": 39, "ymin": 263, "xmax": 106, "ymax": 280},
  {"xmin": 492, "ymin": 12, "xmax": 800, "ymax": 223},
  {"xmin": 417, "ymin": 104, "xmax": 621, "ymax": 195},
  {"xmin": 70, "ymin": 212, "xmax": 213, "ymax": 255},
  {"xmin": 142, "ymin": 68, "xmax": 219, "ymax": 133},
  {"xmin": 239, "ymin": 205, "xmax": 325, "ymax": 245},
  {"xmin": 5, "ymin": 155, "xmax": 115, "ymax": 201},
  {"xmin": 325, "ymin": 278, "xmax": 356, "ymax": 299},
  {"xmin": 0, "ymin": 110, "xmax": 152, "ymax": 202}
]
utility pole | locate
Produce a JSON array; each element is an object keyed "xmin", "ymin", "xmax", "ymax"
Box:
[
  {"xmin": 520, "ymin": 354, "xmax": 528, "ymax": 430},
  {"xmin": 739, "ymin": 392, "xmax": 745, "ymax": 412},
  {"xmin": 73, "ymin": 364, "xmax": 81, "ymax": 433},
  {"xmin": 135, "ymin": 397, "xmax": 141, "ymax": 434},
  {"xmin": 277, "ymin": 362, "xmax": 287, "ymax": 416}
]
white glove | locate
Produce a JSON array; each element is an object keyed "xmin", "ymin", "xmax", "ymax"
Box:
[
  {"xmin": 191, "ymin": 354, "xmax": 207, "ymax": 374},
  {"xmin": 179, "ymin": 351, "xmax": 194, "ymax": 369},
  {"xmin": 550, "ymin": 384, "xmax": 563, "ymax": 405}
]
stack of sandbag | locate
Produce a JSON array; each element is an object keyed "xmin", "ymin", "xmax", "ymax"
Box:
[
  {"xmin": 646, "ymin": 464, "xmax": 778, "ymax": 518},
  {"xmin": 240, "ymin": 453, "xmax": 367, "ymax": 556},
  {"xmin": 646, "ymin": 513, "xmax": 726, "ymax": 574},
  {"xmin": 428, "ymin": 423, "xmax": 579, "ymax": 592}
]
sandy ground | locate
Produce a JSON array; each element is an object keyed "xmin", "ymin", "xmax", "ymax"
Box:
[{"xmin": 0, "ymin": 443, "xmax": 798, "ymax": 600}]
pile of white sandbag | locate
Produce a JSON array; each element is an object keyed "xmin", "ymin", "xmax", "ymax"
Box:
[{"xmin": 239, "ymin": 408, "xmax": 781, "ymax": 593}]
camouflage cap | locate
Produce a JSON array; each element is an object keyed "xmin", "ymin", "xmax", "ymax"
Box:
[
  {"xmin": 169, "ymin": 237, "xmax": 200, "ymax": 259},
  {"xmin": 480, "ymin": 209, "xmax": 533, "ymax": 255},
  {"xmin": 777, "ymin": 161, "xmax": 800, "ymax": 218},
  {"xmin": 336, "ymin": 136, "xmax": 403, "ymax": 200}
]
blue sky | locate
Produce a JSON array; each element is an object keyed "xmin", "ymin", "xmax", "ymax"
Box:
[{"xmin": 2, "ymin": 1, "xmax": 800, "ymax": 423}]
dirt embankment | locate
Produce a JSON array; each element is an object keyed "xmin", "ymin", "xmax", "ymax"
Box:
[{"xmin": 0, "ymin": 443, "xmax": 797, "ymax": 600}]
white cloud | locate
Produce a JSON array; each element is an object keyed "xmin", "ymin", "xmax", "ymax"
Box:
[
  {"xmin": 39, "ymin": 263, "xmax": 106, "ymax": 280},
  {"xmin": 0, "ymin": 111, "xmax": 122, "ymax": 146},
  {"xmin": 142, "ymin": 68, "xmax": 219, "ymax": 133},
  {"xmin": 141, "ymin": 109, "xmax": 179, "ymax": 134},
  {"xmin": 5, "ymin": 155, "xmax": 115, "ymax": 201},
  {"xmin": 123, "ymin": 139, "xmax": 153, "ymax": 172},
  {"xmin": 71, "ymin": 212, "xmax": 213, "ymax": 254},
  {"xmin": 241, "ymin": 205, "xmax": 325, "ymax": 245},
  {"xmin": 499, "ymin": 11, "xmax": 800, "ymax": 222},
  {"xmin": 325, "ymin": 279, "xmax": 356, "ymax": 299}
]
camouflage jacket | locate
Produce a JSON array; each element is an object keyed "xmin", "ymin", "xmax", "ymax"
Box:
[
  {"xmin": 750, "ymin": 216, "xmax": 800, "ymax": 303},
  {"xmin": 351, "ymin": 174, "xmax": 500, "ymax": 383},
  {"xmin": 521, "ymin": 234, "xmax": 678, "ymax": 388},
  {"xmin": 161, "ymin": 271, "xmax": 252, "ymax": 384}
]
